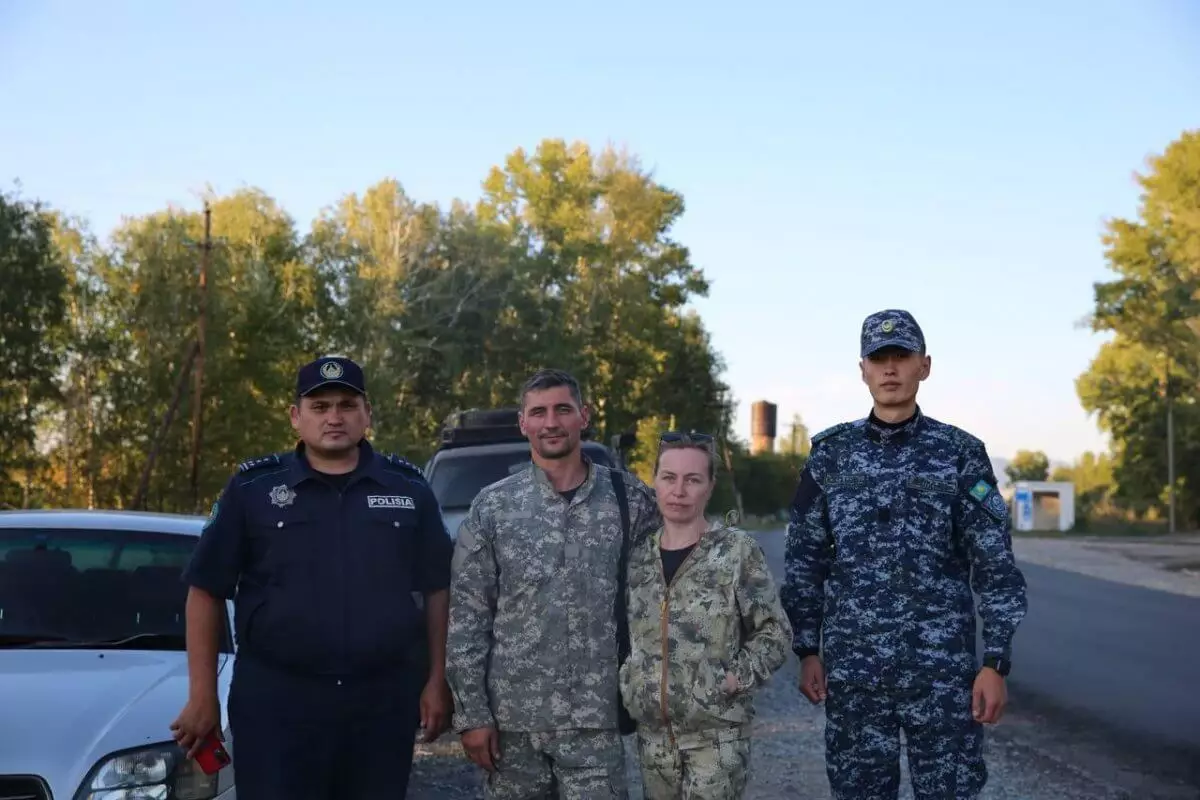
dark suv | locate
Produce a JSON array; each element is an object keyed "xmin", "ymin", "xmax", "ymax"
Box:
[{"xmin": 423, "ymin": 408, "xmax": 627, "ymax": 540}]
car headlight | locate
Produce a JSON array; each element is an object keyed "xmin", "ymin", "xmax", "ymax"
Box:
[{"xmin": 74, "ymin": 742, "xmax": 221, "ymax": 800}]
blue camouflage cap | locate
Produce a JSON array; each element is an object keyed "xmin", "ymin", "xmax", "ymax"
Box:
[
  {"xmin": 296, "ymin": 356, "xmax": 366, "ymax": 397},
  {"xmin": 860, "ymin": 309, "xmax": 926, "ymax": 358}
]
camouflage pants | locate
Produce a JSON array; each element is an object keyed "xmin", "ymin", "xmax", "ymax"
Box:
[
  {"xmin": 636, "ymin": 726, "xmax": 750, "ymax": 800},
  {"xmin": 484, "ymin": 728, "xmax": 627, "ymax": 799},
  {"xmin": 825, "ymin": 679, "xmax": 986, "ymax": 800}
]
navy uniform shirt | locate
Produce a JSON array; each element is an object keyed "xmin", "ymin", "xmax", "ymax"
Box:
[
  {"xmin": 183, "ymin": 439, "xmax": 453, "ymax": 678},
  {"xmin": 781, "ymin": 408, "xmax": 1028, "ymax": 690}
]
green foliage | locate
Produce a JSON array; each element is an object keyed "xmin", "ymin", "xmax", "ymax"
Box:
[
  {"xmin": 731, "ymin": 449, "xmax": 806, "ymax": 518},
  {"xmin": 1078, "ymin": 129, "xmax": 1200, "ymax": 528},
  {"xmin": 1005, "ymin": 449, "xmax": 1050, "ymax": 484},
  {"xmin": 0, "ymin": 188, "xmax": 70, "ymax": 508},
  {"xmin": 1, "ymin": 140, "xmax": 735, "ymax": 514},
  {"xmin": 778, "ymin": 413, "xmax": 810, "ymax": 457},
  {"xmin": 1050, "ymin": 450, "xmax": 1117, "ymax": 526}
]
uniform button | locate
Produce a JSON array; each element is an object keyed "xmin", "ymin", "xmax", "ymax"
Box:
[
  {"xmin": 394, "ymin": 521, "xmax": 400, "ymax": 528},
  {"xmin": 276, "ymin": 521, "xmax": 283, "ymax": 528}
]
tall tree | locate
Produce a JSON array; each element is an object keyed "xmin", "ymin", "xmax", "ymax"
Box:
[
  {"xmin": 779, "ymin": 413, "xmax": 811, "ymax": 456},
  {"xmin": 1005, "ymin": 449, "xmax": 1050, "ymax": 484},
  {"xmin": 0, "ymin": 189, "xmax": 70, "ymax": 508},
  {"xmin": 475, "ymin": 139, "xmax": 725, "ymax": 446},
  {"xmin": 1078, "ymin": 129, "xmax": 1200, "ymax": 526}
]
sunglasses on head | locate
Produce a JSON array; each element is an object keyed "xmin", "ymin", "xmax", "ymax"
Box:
[{"xmin": 659, "ymin": 431, "xmax": 715, "ymax": 446}]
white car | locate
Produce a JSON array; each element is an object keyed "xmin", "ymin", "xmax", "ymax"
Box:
[{"xmin": 0, "ymin": 509, "xmax": 236, "ymax": 800}]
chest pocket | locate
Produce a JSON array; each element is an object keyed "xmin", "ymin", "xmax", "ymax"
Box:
[
  {"xmin": 823, "ymin": 473, "xmax": 873, "ymax": 555},
  {"xmin": 246, "ymin": 506, "xmax": 316, "ymax": 581},
  {"xmin": 362, "ymin": 508, "xmax": 419, "ymax": 573},
  {"xmin": 906, "ymin": 475, "xmax": 958, "ymax": 553}
]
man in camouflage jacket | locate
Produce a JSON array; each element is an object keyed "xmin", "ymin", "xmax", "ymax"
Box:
[
  {"xmin": 782, "ymin": 309, "xmax": 1028, "ymax": 800},
  {"xmin": 447, "ymin": 369, "xmax": 659, "ymax": 799},
  {"xmin": 619, "ymin": 518, "xmax": 792, "ymax": 798}
]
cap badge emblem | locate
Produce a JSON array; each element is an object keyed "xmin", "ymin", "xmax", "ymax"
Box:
[
  {"xmin": 880, "ymin": 319, "xmax": 895, "ymax": 333},
  {"xmin": 319, "ymin": 361, "xmax": 344, "ymax": 380}
]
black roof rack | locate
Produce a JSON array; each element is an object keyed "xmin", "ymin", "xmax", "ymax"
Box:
[
  {"xmin": 439, "ymin": 407, "xmax": 524, "ymax": 448},
  {"xmin": 437, "ymin": 406, "xmax": 598, "ymax": 449}
]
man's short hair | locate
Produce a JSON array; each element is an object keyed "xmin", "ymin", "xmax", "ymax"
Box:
[{"xmin": 519, "ymin": 368, "xmax": 584, "ymax": 410}]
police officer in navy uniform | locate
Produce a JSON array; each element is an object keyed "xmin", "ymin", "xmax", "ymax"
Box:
[
  {"xmin": 782, "ymin": 310, "xmax": 1028, "ymax": 800},
  {"xmin": 170, "ymin": 355, "xmax": 454, "ymax": 800}
]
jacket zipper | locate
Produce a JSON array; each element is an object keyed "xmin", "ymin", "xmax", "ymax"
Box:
[{"xmin": 658, "ymin": 540, "xmax": 702, "ymax": 744}]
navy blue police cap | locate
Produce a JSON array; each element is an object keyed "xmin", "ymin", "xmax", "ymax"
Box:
[
  {"xmin": 860, "ymin": 309, "xmax": 926, "ymax": 358},
  {"xmin": 296, "ymin": 356, "xmax": 366, "ymax": 397}
]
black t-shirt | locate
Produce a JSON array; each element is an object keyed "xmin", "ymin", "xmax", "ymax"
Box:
[
  {"xmin": 661, "ymin": 543, "xmax": 697, "ymax": 585},
  {"xmin": 315, "ymin": 470, "xmax": 354, "ymax": 492}
]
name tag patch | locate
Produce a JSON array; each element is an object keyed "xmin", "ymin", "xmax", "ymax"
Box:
[{"xmin": 368, "ymin": 495, "xmax": 415, "ymax": 510}]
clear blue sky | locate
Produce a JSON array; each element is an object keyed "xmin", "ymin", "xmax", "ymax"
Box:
[{"xmin": 3, "ymin": 0, "xmax": 1198, "ymax": 465}]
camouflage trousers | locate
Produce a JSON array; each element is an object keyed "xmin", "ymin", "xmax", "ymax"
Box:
[
  {"xmin": 635, "ymin": 725, "xmax": 750, "ymax": 800},
  {"xmin": 484, "ymin": 728, "xmax": 627, "ymax": 799},
  {"xmin": 825, "ymin": 679, "xmax": 986, "ymax": 800}
]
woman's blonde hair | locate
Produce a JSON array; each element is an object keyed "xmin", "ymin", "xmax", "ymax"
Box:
[{"xmin": 653, "ymin": 431, "xmax": 718, "ymax": 481}]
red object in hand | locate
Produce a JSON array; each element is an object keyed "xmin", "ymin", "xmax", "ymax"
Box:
[{"xmin": 193, "ymin": 731, "xmax": 232, "ymax": 774}]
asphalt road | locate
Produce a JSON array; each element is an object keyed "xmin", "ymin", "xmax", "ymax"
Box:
[
  {"xmin": 753, "ymin": 529, "xmax": 1200, "ymax": 791},
  {"xmin": 1006, "ymin": 561, "xmax": 1200, "ymax": 753}
]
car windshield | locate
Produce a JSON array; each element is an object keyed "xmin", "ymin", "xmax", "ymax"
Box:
[
  {"xmin": 431, "ymin": 444, "xmax": 614, "ymax": 509},
  {"xmin": 0, "ymin": 526, "xmax": 230, "ymax": 651}
]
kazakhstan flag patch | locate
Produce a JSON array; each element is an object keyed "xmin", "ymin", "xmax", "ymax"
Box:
[{"xmin": 969, "ymin": 480, "xmax": 992, "ymax": 502}]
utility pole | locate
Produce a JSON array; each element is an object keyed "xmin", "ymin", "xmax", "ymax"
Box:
[
  {"xmin": 190, "ymin": 203, "xmax": 212, "ymax": 513},
  {"xmin": 1166, "ymin": 365, "xmax": 1176, "ymax": 534}
]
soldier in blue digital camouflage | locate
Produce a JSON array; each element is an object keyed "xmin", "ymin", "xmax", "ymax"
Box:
[{"xmin": 781, "ymin": 309, "xmax": 1028, "ymax": 800}]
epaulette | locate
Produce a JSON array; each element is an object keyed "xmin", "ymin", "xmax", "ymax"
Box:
[
  {"xmin": 382, "ymin": 453, "xmax": 425, "ymax": 479},
  {"xmin": 238, "ymin": 453, "xmax": 284, "ymax": 473},
  {"xmin": 811, "ymin": 421, "xmax": 856, "ymax": 446}
]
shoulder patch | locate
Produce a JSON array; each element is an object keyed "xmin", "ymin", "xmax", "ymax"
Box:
[
  {"xmin": 811, "ymin": 421, "xmax": 855, "ymax": 446},
  {"xmin": 238, "ymin": 453, "xmax": 282, "ymax": 473},
  {"xmin": 967, "ymin": 478, "xmax": 1008, "ymax": 521},
  {"xmin": 790, "ymin": 468, "xmax": 821, "ymax": 518},
  {"xmin": 382, "ymin": 452, "xmax": 425, "ymax": 479}
]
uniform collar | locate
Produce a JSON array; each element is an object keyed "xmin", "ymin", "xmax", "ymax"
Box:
[
  {"xmin": 531, "ymin": 451, "xmax": 597, "ymax": 505},
  {"xmin": 864, "ymin": 405, "xmax": 924, "ymax": 444},
  {"xmin": 286, "ymin": 439, "xmax": 381, "ymax": 487},
  {"xmin": 647, "ymin": 518, "xmax": 728, "ymax": 581}
]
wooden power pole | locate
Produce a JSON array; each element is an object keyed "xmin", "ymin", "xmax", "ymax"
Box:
[{"xmin": 189, "ymin": 203, "xmax": 212, "ymax": 512}]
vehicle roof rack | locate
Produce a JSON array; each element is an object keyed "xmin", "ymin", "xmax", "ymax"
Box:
[
  {"xmin": 439, "ymin": 407, "xmax": 525, "ymax": 448},
  {"xmin": 438, "ymin": 406, "xmax": 598, "ymax": 449}
]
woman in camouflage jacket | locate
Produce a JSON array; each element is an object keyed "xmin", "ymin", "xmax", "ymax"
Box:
[{"xmin": 619, "ymin": 432, "xmax": 793, "ymax": 799}]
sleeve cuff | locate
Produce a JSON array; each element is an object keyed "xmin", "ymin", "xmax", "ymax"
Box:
[
  {"xmin": 793, "ymin": 646, "xmax": 821, "ymax": 659},
  {"xmin": 452, "ymin": 709, "xmax": 496, "ymax": 734}
]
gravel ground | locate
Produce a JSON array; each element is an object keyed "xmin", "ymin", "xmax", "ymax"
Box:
[
  {"xmin": 408, "ymin": 649, "xmax": 1199, "ymax": 799},
  {"xmin": 408, "ymin": 534, "xmax": 1200, "ymax": 799}
]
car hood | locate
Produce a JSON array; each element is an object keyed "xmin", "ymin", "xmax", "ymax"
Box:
[{"xmin": 0, "ymin": 648, "xmax": 232, "ymax": 796}]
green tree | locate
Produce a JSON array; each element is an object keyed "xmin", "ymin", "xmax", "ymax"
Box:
[
  {"xmin": 1050, "ymin": 450, "xmax": 1117, "ymax": 523},
  {"xmin": 0, "ymin": 188, "xmax": 70, "ymax": 508},
  {"xmin": 1078, "ymin": 129, "xmax": 1200, "ymax": 526},
  {"xmin": 475, "ymin": 140, "xmax": 725, "ymax": 444},
  {"xmin": 2, "ymin": 138, "xmax": 735, "ymax": 515},
  {"xmin": 1005, "ymin": 449, "xmax": 1050, "ymax": 484},
  {"xmin": 779, "ymin": 413, "xmax": 810, "ymax": 456}
]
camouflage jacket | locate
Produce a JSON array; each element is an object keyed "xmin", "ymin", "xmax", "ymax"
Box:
[
  {"xmin": 781, "ymin": 407, "xmax": 1028, "ymax": 689},
  {"xmin": 618, "ymin": 521, "xmax": 792, "ymax": 737},
  {"xmin": 447, "ymin": 460, "xmax": 659, "ymax": 733}
]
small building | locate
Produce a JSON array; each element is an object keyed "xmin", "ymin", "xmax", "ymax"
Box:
[{"xmin": 1009, "ymin": 480, "xmax": 1076, "ymax": 532}]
